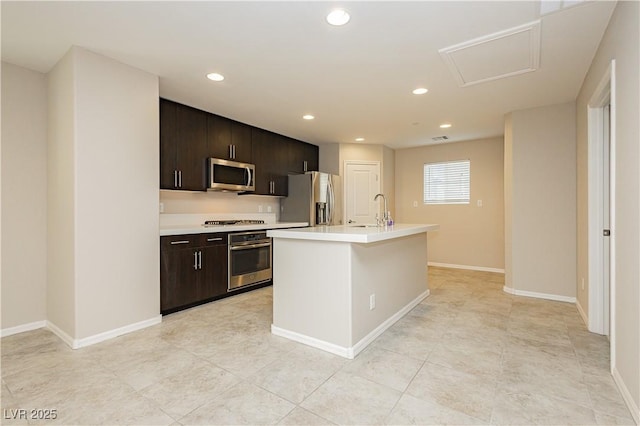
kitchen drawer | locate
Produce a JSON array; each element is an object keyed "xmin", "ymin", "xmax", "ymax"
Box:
[
  {"xmin": 200, "ymin": 233, "xmax": 227, "ymax": 246},
  {"xmin": 161, "ymin": 234, "xmax": 201, "ymax": 250}
]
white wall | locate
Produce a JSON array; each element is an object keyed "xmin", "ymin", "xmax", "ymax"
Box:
[
  {"xmin": 46, "ymin": 47, "xmax": 160, "ymax": 344},
  {"xmin": 504, "ymin": 115, "xmax": 513, "ymax": 286},
  {"xmin": 73, "ymin": 48, "xmax": 160, "ymax": 340},
  {"xmin": 396, "ymin": 137, "xmax": 504, "ymax": 271},
  {"xmin": 319, "ymin": 142, "xmax": 395, "ymax": 218},
  {"xmin": 576, "ymin": 1, "xmax": 639, "ymax": 419},
  {"xmin": 1, "ymin": 62, "xmax": 48, "ymax": 331},
  {"xmin": 160, "ymin": 190, "xmax": 281, "ymax": 216},
  {"xmin": 504, "ymin": 102, "xmax": 577, "ymax": 300},
  {"xmin": 47, "ymin": 51, "xmax": 77, "ymax": 337},
  {"xmin": 382, "ymin": 146, "xmax": 395, "ymax": 216}
]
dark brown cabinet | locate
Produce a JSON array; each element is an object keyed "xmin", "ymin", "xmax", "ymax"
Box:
[
  {"xmin": 252, "ymin": 128, "xmax": 288, "ymax": 196},
  {"xmin": 160, "ymin": 98, "xmax": 318, "ymax": 194},
  {"xmin": 160, "ymin": 233, "xmax": 228, "ymax": 314},
  {"xmin": 288, "ymin": 138, "xmax": 319, "ymax": 174},
  {"xmin": 160, "ymin": 99, "xmax": 208, "ymax": 191},
  {"xmin": 207, "ymin": 115, "xmax": 252, "ymax": 163}
]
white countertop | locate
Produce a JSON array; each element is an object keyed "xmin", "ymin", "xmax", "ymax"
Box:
[
  {"xmin": 267, "ymin": 223, "xmax": 439, "ymax": 243},
  {"xmin": 160, "ymin": 222, "xmax": 308, "ymax": 236}
]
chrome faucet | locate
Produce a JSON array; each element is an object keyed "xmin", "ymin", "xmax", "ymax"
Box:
[{"xmin": 374, "ymin": 193, "xmax": 389, "ymax": 226}]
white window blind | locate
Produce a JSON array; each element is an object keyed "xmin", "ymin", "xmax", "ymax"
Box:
[{"xmin": 423, "ymin": 160, "xmax": 470, "ymax": 204}]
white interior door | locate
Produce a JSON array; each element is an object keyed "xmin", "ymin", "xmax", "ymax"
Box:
[
  {"xmin": 344, "ymin": 162, "xmax": 380, "ymax": 225},
  {"xmin": 603, "ymin": 104, "xmax": 611, "ymax": 338}
]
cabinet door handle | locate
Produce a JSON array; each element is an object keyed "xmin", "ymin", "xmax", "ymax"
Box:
[
  {"xmin": 232, "ymin": 144, "xmax": 235, "ymax": 159},
  {"xmin": 198, "ymin": 250, "xmax": 202, "ymax": 269},
  {"xmin": 207, "ymin": 237, "xmax": 223, "ymax": 242},
  {"xmin": 193, "ymin": 251, "xmax": 198, "ymax": 270},
  {"xmin": 170, "ymin": 240, "xmax": 190, "ymax": 245},
  {"xmin": 174, "ymin": 170, "xmax": 178, "ymax": 188},
  {"xmin": 229, "ymin": 145, "xmax": 233, "ymax": 159},
  {"xmin": 304, "ymin": 160, "xmax": 308, "ymax": 172}
]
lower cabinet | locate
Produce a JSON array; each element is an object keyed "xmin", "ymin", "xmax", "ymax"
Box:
[{"xmin": 160, "ymin": 233, "xmax": 228, "ymax": 314}]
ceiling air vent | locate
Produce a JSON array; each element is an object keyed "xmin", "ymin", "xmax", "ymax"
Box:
[{"xmin": 432, "ymin": 136, "xmax": 449, "ymax": 142}]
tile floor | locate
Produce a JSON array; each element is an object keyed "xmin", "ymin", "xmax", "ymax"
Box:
[{"xmin": 1, "ymin": 267, "xmax": 635, "ymax": 425}]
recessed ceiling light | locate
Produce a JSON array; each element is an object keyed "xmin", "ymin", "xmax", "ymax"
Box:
[
  {"xmin": 412, "ymin": 88, "xmax": 428, "ymax": 95},
  {"xmin": 439, "ymin": 123, "xmax": 452, "ymax": 128},
  {"xmin": 303, "ymin": 114, "xmax": 315, "ymax": 120},
  {"xmin": 206, "ymin": 72, "xmax": 224, "ymax": 81},
  {"xmin": 355, "ymin": 137, "xmax": 365, "ymax": 142},
  {"xmin": 326, "ymin": 9, "xmax": 350, "ymax": 26}
]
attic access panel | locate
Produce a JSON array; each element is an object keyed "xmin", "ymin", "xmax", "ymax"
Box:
[{"xmin": 439, "ymin": 20, "xmax": 541, "ymax": 87}]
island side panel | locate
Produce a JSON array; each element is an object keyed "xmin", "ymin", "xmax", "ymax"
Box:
[
  {"xmin": 271, "ymin": 238, "xmax": 352, "ymax": 349},
  {"xmin": 350, "ymin": 232, "xmax": 428, "ymax": 346}
]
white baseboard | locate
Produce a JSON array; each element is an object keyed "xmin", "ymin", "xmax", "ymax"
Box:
[
  {"xmin": 428, "ymin": 262, "xmax": 505, "ymax": 274},
  {"xmin": 503, "ymin": 285, "xmax": 576, "ymax": 303},
  {"xmin": 272, "ymin": 290, "xmax": 429, "ymax": 359},
  {"xmin": 612, "ymin": 366, "xmax": 640, "ymax": 424},
  {"xmin": 46, "ymin": 320, "xmax": 76, "ymax": 348},
  {"xmin": 351, "ymin": 289, "xmax": 429, "ymax": 357},
  {"xmin": 271, "ymin": 325, "xmax": 353, "ymax": 358},
  {"xmin": 71, "ymin": 316, "xmax": 162, "ymax": 349},
  {"xmin": 0, "ymin": 320, "xmax": 47, "ymax": 338},
  {"xmin": 46, "ymin": 316, "xmax": 162, "ymax": 349},
  {"xmin": 575, "ymin": 300, "xmax": 589, "ymax": 326}
]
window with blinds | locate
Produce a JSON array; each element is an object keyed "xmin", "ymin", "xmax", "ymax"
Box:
[{"xmin": 423, "ymin": 160, "xmax": 470, "ymax": 204}]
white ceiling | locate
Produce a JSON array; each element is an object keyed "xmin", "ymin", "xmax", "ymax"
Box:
[{"xmin": 1, "ymin": 1, "xmax": 615, "ymax": 149}]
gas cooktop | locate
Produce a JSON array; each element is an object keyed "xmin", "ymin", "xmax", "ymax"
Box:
[{"xmin": 203, "ymin": 219, "xmax": 266, "ymax": 227}]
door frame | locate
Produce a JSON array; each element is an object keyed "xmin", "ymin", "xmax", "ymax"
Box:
[
  {"xmin": 587, "ymin": 60, "xmax": 616, "ymax": 364},
  {"xmin": 343, "ymin": 160, "xmax": 381, "ymax": 225}
]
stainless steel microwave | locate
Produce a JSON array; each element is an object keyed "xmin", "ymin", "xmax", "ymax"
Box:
[{"xmin": 208, "ymin": 158, "xmax": 255, "ymax": 192}]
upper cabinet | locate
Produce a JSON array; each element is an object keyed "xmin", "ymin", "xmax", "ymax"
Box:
[
  {"xmin": 160, "ymin": 98, "xmax": 318, "ymax": 194},
  {"xmin": 252, "ymin": 128, "xmax": 288, "ymax": 196},
  {"xmin": 288, "ymin": 139, "xmax": 319, "ymax": 174},
  {"xmin": 160, "ymin": 99, "xmax": 208, "ymax": 191},
  {"xmin": 207, "ymin": 115, "xmax": 252, "ymax": 163}
]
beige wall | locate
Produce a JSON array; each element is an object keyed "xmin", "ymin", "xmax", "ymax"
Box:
[
  {"xmin": 45, "ymin": 47, "xmax": 160, "ymax": 343},
  {"xmin": 73, "ymin": 48, "xmax": 160, "ymax": 340},
  {"xmin": 577, "ymin": 0, "xmax": 639, "ymax": 417},
  {"xmin": 382, "ymin": 146, "xmax": 395, "ymax": 216},
  {"xmin": 320, "ymin": 142, "xmax": 395, "ymax": 219},
  {"xmin": 319, "ymin": 143, "xmax": 340, "ymax": 176},
  {"xmin": 504, "ymin": 115, "xmax": 514, "ymax": 286},
  {"xmin": 160, "ymin": 191, "xmax": 281, "ymax": 216},
  {"xmin": 505, "ymin": 102, "xmax": 577, "ymax": 299},
  {"xmin": 1, "ymin": 62, "xmax": 48, "ymax": 331},
  {"xmin": 47, "ymin": 51, "xmax": 77, "ymax": 337},
  {"xmin": 395, "ymin": 137, "xmax": 504, "ymax": 270}
]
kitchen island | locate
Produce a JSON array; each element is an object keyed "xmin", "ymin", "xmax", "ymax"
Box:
[{"xmin": 267, "ymin": 223, "xmax": 439, "ymax": 359}]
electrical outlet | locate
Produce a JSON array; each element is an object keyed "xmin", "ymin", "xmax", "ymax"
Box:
[
  {"xmin": 258, "ymin": 205, "xmax": 263, "ymax": 213},
  {"xmin": 159, "ymin": 202, "xmax": 164, "ymax": 213},
  {"xmin": 369, "ymin": 294, "xmax": 376, "ymax": 310},
  {"xmin": 267, "ymin": 206, "xmax": 272, "ymax": 213},
  {"xmin": 413, "ymin": 201, "xmax": 418, "ymax": 207},
  {"xmin": 581, "ymin": 278, "xmax": 585, "ymax": 290},
  {"xmin": 477, "ymin": 200, "xmax": 483, "ymax": 207}
]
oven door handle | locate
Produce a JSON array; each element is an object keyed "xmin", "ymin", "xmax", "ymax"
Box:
[{"xmin": 230, "ymin": 242, "xmax": 271, "ymax": 251}]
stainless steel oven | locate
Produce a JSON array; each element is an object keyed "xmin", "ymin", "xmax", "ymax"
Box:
[{"xmin": 228, "ymin": 231, "xmax": 272, "ymax": 291}]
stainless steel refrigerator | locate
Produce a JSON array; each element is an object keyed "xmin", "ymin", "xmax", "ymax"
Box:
[{"xmin": 281, "ymin": 172, "xmax": 342, "ymax": 226}]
